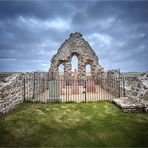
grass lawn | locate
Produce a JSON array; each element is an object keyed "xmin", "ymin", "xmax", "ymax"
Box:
[{"xmin": 0, "ymin": 102, "xmax": 148, "ymax": 147}]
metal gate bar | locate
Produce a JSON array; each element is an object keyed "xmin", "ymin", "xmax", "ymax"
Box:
[{"xmin": 24, "ymin": 76, "xmax": 125, "ymax": 103}]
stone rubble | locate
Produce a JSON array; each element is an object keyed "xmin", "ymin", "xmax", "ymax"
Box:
[{"xmin": 113, "ymin": 97, "xmax": 145, "ymax": 113}]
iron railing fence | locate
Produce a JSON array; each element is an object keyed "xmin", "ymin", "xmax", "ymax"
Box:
[{"xmin": 23, "ymin": 77, "xmax": 125, "ymax": 103}]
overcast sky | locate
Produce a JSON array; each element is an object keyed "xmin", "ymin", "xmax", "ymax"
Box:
[{"xmin": 0, "ymin": 1, "xmax": 148, "ymax": 72}]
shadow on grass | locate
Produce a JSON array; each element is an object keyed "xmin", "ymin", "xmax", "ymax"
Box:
[{"xmin": 0, "ymin": 101, "xmax": 148, "ymax": 147}]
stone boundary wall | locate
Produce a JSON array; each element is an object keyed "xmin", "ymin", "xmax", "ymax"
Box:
[
  {"xmin": 106, "ymin": 71, "xmax": 148, "ymax": 100},
  {"xmin": 124, "ymin": 73, "xmax": 148, "ymax": 101},
  {"xmin": 0, "ymin": 73, "xmax": 24, "ymax": 114},
  {"xmin": 0, "ymin": 72, "xmax": 49, "ymax": 114},
  {"xmin": 0, "ymin": 71, "xmax": 147, "ymax": 114}
]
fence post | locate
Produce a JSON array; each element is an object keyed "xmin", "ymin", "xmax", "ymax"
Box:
[
  {"xmin": 84, "ymin": 80, "xmax": 87, "ymax": 103},
  {"xmin": 118, "ymin": 69, "xmax": 120, "ymax": 98},
  {"xmin": 33, "ymin": 72, "xmax": 36, "ymax": 99},
  {"xmin": 123, "ymin": 78, "xmax": 126, "ymax": 97},
  {"xmin": 23, "ymin": 78, "xmax": 26, "ymax": 101},
  {"xmin": 101, "ymin": 71, "xmax": 102, "ymax": 88}
]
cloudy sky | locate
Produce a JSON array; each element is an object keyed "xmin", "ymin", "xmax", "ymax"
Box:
[{"xmin": 0, "ymin": 1, "xmax": 148, "ymax": 72}]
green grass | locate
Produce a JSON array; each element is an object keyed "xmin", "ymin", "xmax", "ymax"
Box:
[
  {"xmin": 0, "ymin": 72, "xmax": 17, "ymax": 74},
  {"xmin": 122, "ymin": 72, "xmax": 143, "ymax": 77},
  {"xmin": 0, "ymin": 102, "xmax": 148, "ymax": 147}
]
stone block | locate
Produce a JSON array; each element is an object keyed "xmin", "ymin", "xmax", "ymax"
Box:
[{"xmin": 113, "ymin": 97, "xmax": 145, "ymax": 113}]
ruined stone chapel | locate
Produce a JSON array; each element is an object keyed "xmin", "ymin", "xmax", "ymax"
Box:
[{"xmin": 49, "ymin": 32, "xmax": 103, "ymax": 80}]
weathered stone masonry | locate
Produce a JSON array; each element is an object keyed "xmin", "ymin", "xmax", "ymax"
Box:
[
  {"xmin": 49, "ymin": 32, "xmax": 103, "ymax": 80},
  {"xmin": 0, "ymin": 72, "xmax": 49, "ymax": 114},
  {"xmin": 0, "ymin": 74, "xmax": 24, "ymax": 114},
  {"xmin": 0, "ymin": 32, "xmax": 148, "ymax": 114}
]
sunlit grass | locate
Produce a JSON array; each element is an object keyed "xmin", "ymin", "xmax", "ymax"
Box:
[{"xmin": 0, "ymin": 102, "xmax": 148, "ymax": 147}]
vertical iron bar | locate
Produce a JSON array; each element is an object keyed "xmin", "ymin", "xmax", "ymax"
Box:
[
  {"xmin": 33, "ymin": 72, "xmax": 36, "ymax": 100},
  {"xmin": 68, "ymin": 80, "xmax": 69, "ymax": 102},
  {"xmin": 66, "ymin": 80, "xmax": 67, "ymax": 102},
  {"xmin": 123, "ymin": 78, "xmax": 126, "ymax": 97},
  {"xmin": 85, "ymin": 80, "xmax": 86, "ymax": 103},
  {"xmin": 43, "ymin": 78, "xmax": 45, "ymax": 103},
  {"xmin": 72, "ymin": 79, "xmax": 73, "ymax": 103},
  {"xmin": 23, "ymin": 78, "xmax": 26, "ymax": 101},
  {"xmin": 100, "ymin": 73, "xmax": 102, "ymax": 101},
  {"xmin": 26, "ymin": 78, "xmax": 28, "ymax": 101},
  {"xmin": 60, "ymin": 79, "xmax": 61, "ymax": 103},
  {"xmin": 79, "ymin": 79, "xmax": 80, "ymax": 103},
  {"xmin": 118, "ymin": 69, "xmax": 121, "ymax": 98},
  {"xmin": 54, "ymin": 79, "xmax": 56, "ymax": 103},
  {"xmin": 114, "ymin": 77, "xmax": 115, "ymax": 97},
  {"xmin": 37, "ymin": 78, "xmax": 39, "ymax": 102}
]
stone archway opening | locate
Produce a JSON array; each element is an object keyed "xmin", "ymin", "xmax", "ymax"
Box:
[
  {"xmin": 58, "ymin": 63, "xmax": 64, "ymax": 80},
  {"xmin": 71, "ymin": 55, "xmax": 78, "ymax": 72},
  {"xmin": 86, "ymin": 64, "xmax": 91, "ymax": 79},
  {"xmin": 71, "ymin": 54, "xmax": 79, "ymax": 79}
]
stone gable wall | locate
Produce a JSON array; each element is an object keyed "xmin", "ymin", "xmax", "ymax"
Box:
[{"xmin": 49, "ymin": 32, "xmax": 103, "ymax": 80}]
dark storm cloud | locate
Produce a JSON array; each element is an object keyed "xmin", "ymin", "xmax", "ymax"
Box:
[
  {"xmin": 83, "ymin": 1, "xmax": 148, "ymax": 23},
  {"xmin": 71, "ymin": 1, "xmax": 148, "ymax": 71},
  {"xmin": 0, "ymin": 1, "xmax": 148, "ymax": 72},
  {"xmin": 0, "ymin": 1, "xmax": 74, "ymax": 20}
]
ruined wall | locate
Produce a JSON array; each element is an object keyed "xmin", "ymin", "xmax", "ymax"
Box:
[
  {"xmin": 0, "ymin": 72, "xmax": 49, "ymax": 114},
  {"xmin": 107, "ymin": 71, "xmax": 148, "ymax": 101},
  {"xmin": 0, "ymin": 73, "xmax": 24, "ymax": 114},
  {"xmin": 124, "ymin": 72, "xmax": 148, "ymax": 101},
  {"xmin": 49, "ymin": 32, "xmax": 103, "ymax": 80}
]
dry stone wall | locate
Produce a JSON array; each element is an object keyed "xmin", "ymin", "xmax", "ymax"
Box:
[
  {"xmin": 117, "ymin": 72, "xmax": 148, "ymax": 112},
  {"xmin": 125, "ymin": 72, "xmax": 148, "ymax": 101},
  {"xmin": 1, "ymin": 71, "xmax": 148, "ymax": 114},
  {"xmin": 0, "ymin": 73, "xmax": 24, "ymax": 114},
  {"xmin": 106, "ymin": 71, "xmax": 148, "ymax": 101},
  {"xmin": 0, "ymin": 72, "xmax": 49, "ymax": 114}
]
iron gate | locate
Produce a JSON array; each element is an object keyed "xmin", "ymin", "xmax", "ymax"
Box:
[{"xmin": 23, "ymin": 77, "xmax": 125, "ymax": 103}]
